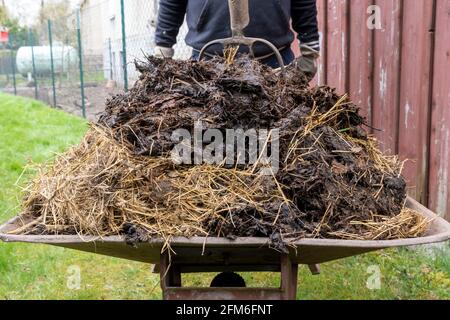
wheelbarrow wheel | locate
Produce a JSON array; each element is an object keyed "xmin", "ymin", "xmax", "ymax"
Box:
[{"xmin": 210, "ymin": 272, "xmax": 246, "ymax": 288}]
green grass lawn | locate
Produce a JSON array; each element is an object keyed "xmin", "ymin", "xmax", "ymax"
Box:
[{"xmin": 0, "ymin": 93, "xmax": 449, "ymax": 300}]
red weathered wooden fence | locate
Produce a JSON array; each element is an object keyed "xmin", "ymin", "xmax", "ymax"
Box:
[{"xmin": 294, "ymin": 0, "xmax": 450, "ymax": 221}]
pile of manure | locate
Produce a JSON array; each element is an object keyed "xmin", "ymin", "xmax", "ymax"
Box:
[{"xmin": 17, "ymin": 56, "xmax": 429, "ymax": 252}]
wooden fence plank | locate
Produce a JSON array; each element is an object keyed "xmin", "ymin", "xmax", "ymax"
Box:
[
  {"xmin": 310, "ymin": 0, "xmax": 449, "ymax": 220},
  {"xmin": 326, "ymin": 0, "xmax": 349, "ymax": 93},
  {"xmin": 313, "ymin": 0, "xmax": 327, "ymax": 86},
  {"xmin": 348, "ymin": 0, "xmax": 374, "ymax": 126},
  {"xmin": 291, "ymin": 38, "xmax": 301, "ymax": 57},
  {"xmin": 292, "ymin": 0, "xmax": 326, "ymax": 86},
  {"xmin": 397, "ymin": 0, "xmax": 435, "ymax": 203},
  {"xmin": 372, "ymin": 0, "xmax": 402, "ymax": 153},
  {"xmin": 428, "ymin": 0, "xmax": 450, "ymax": 219}
]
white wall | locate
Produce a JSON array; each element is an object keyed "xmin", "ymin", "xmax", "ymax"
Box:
[
  {"xmin": 81, "ymin": 0, "xmax": 191, "ymax": 85},
  {"xmin": 80, "ymin": 0, "xmax": 109, "ymax": 56}
]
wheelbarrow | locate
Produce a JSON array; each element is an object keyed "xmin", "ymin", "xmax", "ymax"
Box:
[
  {"xmin": 2, "ymin": 1, "xmax": 449, "ymax": 300},
  {"xmin": 1, "ymin": 197, "xmax": 449, "ymax": 300}
]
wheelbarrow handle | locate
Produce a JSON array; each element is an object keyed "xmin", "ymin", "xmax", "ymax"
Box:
[{"xmin": 229, "ymin": 0, "xmax": 250, "ymax": 37}]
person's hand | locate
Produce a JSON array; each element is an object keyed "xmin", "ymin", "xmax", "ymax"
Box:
[
  {"xmin": 295, "ymin": 43, "xmax": 320, "ymax": 81},
  {"xmin": 154, "ymin": 46, "xmax": 174, "ymax": 59}
]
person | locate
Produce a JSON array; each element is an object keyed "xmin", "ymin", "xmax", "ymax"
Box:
[{"xmin": 154, "ymin": 0, "xmax": 320, "ymax": 80}]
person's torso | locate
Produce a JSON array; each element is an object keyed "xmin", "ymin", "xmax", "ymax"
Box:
[{"xmin": 185, "ymin": 0, "xmax": 294, "ymax": 57}]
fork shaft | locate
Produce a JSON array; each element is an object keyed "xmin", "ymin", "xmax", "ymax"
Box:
[{"xmin": 228, "ymin": 0, "xmax": 250, "ymax": 37}]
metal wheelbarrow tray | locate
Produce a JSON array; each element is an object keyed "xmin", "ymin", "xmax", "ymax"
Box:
[
  {"xmin": 1, "ymin": 197, "xmax": 449, "ymax": 266},
  {"xmin": 1, "ymin": 197, "xmax": 449, "ymax": 300}
]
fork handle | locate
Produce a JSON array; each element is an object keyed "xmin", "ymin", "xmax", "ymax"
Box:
[{"xmin": 228, "ymin": 0, "xmax": 250, "ymax": 37}]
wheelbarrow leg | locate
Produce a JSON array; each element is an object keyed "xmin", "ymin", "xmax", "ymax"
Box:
[
  {"xmin": 280, "ymin": 255, "xmax": 298, "ymax": 300},
  {"xmin": 308, "ymin": 264, "xmax": 321, "ymax": 275},
  {"xmin": 160, "ymin": 253, "xmax": 181, "ymax": 300}
]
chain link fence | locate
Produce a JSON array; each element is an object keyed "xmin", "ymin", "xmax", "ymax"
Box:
[{"xmin": 0, "ymin": 0, "xmax": 191, "ymax": 121}]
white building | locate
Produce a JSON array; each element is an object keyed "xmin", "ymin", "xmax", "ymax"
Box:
[{"xmin": 79, "ymin": 0, "xmax": 191, "ymax": 84}]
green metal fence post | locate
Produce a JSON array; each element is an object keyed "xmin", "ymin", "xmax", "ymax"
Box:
[
  {"xmin": 28, "ymin": 29, "xmax": 38, "ymax": 100},
  {"xmin": 9, "ymin": 34, "xmax": 17, "ymax": 96},
  {"xmin": 120, "ymin": 0, "xmax": 128, "ymax": 91},
  {"xmin": 48, "ymin": 20, "xmax": 57, "ymax": 107},
  {"xmin": 108, "ymin": 38, "xmax": 113, "ymax": 80},
  {"xmin": 76, "ymin": 9, "xmax": 86, "ymax": 118}
]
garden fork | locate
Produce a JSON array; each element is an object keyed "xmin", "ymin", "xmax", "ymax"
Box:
[{"xmin": 198, "ymin": 0, "xmax": 285, "ymax": 69}]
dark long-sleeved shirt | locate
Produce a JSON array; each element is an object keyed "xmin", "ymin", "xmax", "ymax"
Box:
[{"xmin": 155, "ymin": 0, "xmax": 319, "ymax": 57}]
